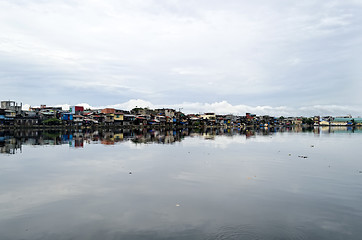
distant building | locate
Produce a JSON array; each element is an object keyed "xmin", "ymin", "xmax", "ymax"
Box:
[
  {"xmin": 61, "ymin": 112, "xmax": 73, "ymax": 121},
  {"xmin": 131, "ymin": 107, "xmax": 154, "ymax": 116},
  {"xmin": 154, "ymin": 108, "xmax": 176, "ymax": 122},
  {"xmin": 101, "ymin": 108, "xmax": 115, "ymax": 114},
  {"xmin": 114, "ymin": 110, "xmax": 124, "ymax": 125},
  {"xmin": 331, "ymin": 117, "xmax": 354, "ymax": 126},
  {"xmin": 293, "ymin": 117, "xmax": 303, "ymax": 125},
  {"xmin": 1, "ymin": 101, "xmax": 22, "ymax": 116},
  {"xmin": 0, "ymin": 101, "xmax": 22, "ymax": 125},
  {"xmin": 200, "ymin": 113, "xmax": 216, "ymax": 120},
  {"xmin": 73, "ymin": 115, "xmax": 84, "ymax": 125},
  {"xmin": 101, "ymin": 108, "xmax": 115, "ymax": 125},
  {"xmin": 313, "ymin": 116, "xmax": 320, "ymax": 126},
  {"xmin": 70, "ymin": 106, "xmax": 84, "ymax": 115}
]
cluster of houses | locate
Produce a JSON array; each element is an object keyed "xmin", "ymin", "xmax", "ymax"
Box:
[{"xmin": 1, "ymin": 100, "xmax": 362, "ymax": 128}]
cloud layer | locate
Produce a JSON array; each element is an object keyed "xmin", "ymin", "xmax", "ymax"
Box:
[
  {"xmin": 1, "ymin": 0, "xmax": 362, "ymax": 115},
  {"xmin": 22, "ymin": 99, "xmax": 362, "ymax": 117}
]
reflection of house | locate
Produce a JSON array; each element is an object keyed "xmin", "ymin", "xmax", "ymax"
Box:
[
  {"xmin": 164, "ymin": 134, "xmax": 175, "ymax": 144},
  {"xmin": 70, "ymin": 139, "xmax": 84, "ymax": 148},
  {"xmin": 0, "ymin": 136, "xmax": 22, "ymax": 154},
  {"xmin": 114, "ymin": 133, "xmax": 124, "ymax": 141},
  {"xmin": 70, "ymin": 132, "xmax": 84, "ymax": 147},
  {"xmin": 101, "ymin": 132, "xmax": 115, "ymax": 145}
]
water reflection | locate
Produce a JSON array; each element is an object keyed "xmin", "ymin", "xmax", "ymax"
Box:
[
  {"xmin": 1, "ymin": 126, "xmax": 362, "ymax": 154},
  {"xmin": 1, "ymin": 126, "xmax": 362, "ymax": 239}
]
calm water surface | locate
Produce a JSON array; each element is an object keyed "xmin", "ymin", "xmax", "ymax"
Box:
[{"xmin": 1, "ymin": 127, "xmax": 362, "ymax": 239}]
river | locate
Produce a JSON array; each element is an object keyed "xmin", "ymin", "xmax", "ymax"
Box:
[{"xmin": 1, "ymin": 127, "xmax": 362, "ymax": 239}]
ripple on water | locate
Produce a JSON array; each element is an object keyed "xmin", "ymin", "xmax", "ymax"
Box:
[
  {"xmin": 205, "ymin": 225, "xmax": 259, "ymax": 240},
  {"xmin": 206, "ymin": 224, "xmax": 308, "ymax": 240},
  {"xmin": 264, "ymin": 225, "xmax": 307, "ymax": 240}
]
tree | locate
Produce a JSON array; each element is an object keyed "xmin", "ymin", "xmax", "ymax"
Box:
[
  {"xmin": 43, "ymin": 118, "xmax": 62, "ymax": 125},
  {"xmin": 302, "ymin": 118, "xmax": 314, "ymax": 125}
]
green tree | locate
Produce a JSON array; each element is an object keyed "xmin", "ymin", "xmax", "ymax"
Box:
[{"xmin": 43, "ymin": 118, "xmax": 62, "ymax": 125}]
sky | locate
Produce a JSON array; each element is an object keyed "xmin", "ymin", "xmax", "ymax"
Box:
[{"xmin": 0, "ymin": 0, "xmax": 362, "ymax": 116}]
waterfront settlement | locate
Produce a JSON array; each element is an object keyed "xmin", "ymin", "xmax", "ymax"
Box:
[{"xmin": 1, "ymin": 100, "xmax": 362, "ymax": 129}]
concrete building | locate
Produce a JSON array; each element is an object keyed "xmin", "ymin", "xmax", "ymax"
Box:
[{"xmin": 1, "ymin": 101, "xmax": 22, "ymax": 115}]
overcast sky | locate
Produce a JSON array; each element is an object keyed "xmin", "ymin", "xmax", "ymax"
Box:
[{"xmin": 1, "ymin": 0, "xmax": 361, "ymax": 116}]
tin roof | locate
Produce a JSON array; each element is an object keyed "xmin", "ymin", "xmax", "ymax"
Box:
[{"xmin": 333, "ymin": 118, "xmax": 353, "ymax": 122}]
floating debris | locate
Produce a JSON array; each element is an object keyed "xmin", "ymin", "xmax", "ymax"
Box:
[
  {"xmin": 310, "ymin": 145, "xmax": 314, "ymax": 147},
  {"xmin": 129, "ymin": 172, "xmax": 132, "ymax": 174},
  {"xmin": 289, "ymin": 154, "xmax": 291, "ymax": 156},
  {"xmin": 176, "ymin": 204, "xmax": 180, "ymax": 207},
  {"xmin": 298, "ymin": 155, "xmax": 308, "ymax": 159}
]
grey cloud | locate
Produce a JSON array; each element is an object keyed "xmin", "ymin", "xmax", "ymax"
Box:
[
  {"xmin": 1, "ymin": 0, "xmax": 362, "ymax": 115},
  {"xmin": 67, "ymin": 99, "xmax": 362, "ymax": 117}
]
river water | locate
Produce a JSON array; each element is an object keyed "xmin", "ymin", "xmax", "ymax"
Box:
[{"xmin": 1, "ymin": 127, "xmax": 362, "ymax": 239}]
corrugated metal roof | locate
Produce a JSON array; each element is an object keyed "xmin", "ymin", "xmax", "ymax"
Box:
[
  {"xmin": 333, "ymin": 118, "xmax": 362, "ymax": 123},
  {"xmin": 333, "ymin": 118, "xmax": 353, "ymax": 122},
  {"xmin": 353, "ymin": 118, "xmax": 362, "ymax": 123}
]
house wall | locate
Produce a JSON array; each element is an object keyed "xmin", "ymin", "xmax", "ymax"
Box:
[
  {"xmin": 114, "ymin": 113, "xmax": 123, "ymax": 121},
  {"xmin": 102, "ymin": 108, "xmax": 116, "ymax": 114}
]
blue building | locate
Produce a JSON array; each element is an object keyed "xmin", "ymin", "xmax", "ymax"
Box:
[{"xmin": 61, "ymin": 112, "xmax": 73, "ymax": 121}]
